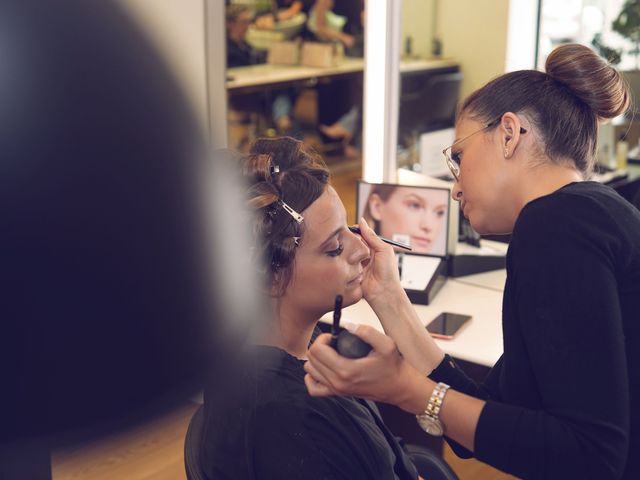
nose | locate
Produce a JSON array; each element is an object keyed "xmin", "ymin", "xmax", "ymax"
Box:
[
  {"xmin": 347, "ymin": 230, "xmax": 371, "ymax": 265},
  {"xmin": 451, "ymin": 182, "xmax": 463, "ymax": 202},
  {"xmin": 419, "ymin": 211, "xmax": 433, "ymax": 231}
]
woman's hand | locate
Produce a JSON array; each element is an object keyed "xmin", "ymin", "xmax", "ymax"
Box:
[
  {"xmin": 358, "ymin": 218, "xmax": 404, "ymax": 306},
  {"xmin": 340, "ymin": 33, "xmax": 355, "ymax": 49},
  {"xmin": 304, "ymin": 325, "xmax": 428, "ymax": 412},
  {"xmin": 306, "ymin": 326, "xmax": 484, "ymax": 452},
  {"xmin": 356, "ymin": 218, "xmax": 445, "ymax": 376}
]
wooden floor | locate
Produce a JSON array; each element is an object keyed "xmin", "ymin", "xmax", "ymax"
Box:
[
  {"xmin": 52, "ymin": 402, "xmax": 200, "ymax": 480},
  {"xmin": 51, "ymin": 399, "xmax": 515, "ymax": 480},
  {"xmin": 52, "ymin": 157, "xmax": 516, "ymax": 480}
]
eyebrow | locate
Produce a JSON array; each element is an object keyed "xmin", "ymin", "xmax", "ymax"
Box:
[{"xmin": 402, "ymin": 193, "xmax": 426, "ymax": 204}]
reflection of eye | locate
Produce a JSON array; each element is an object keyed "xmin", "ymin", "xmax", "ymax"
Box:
[
  {"xmin": 451, "ymin": 150, "xmax": 462, "ymax": 166},
  {"xmin": 326, "ymin": 243, "xmax": 344, "ymax": 257},
  {"xmin": 406, "ymin": 201, "xmax": 422, "ymax": 210},
  {"xmin": 435, "ymin": 208, "xmax": 446, "ymax": 218}
]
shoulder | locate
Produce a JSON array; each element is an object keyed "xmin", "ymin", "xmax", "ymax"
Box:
[
  {"xmin": 518, "ymin": 182, "xmax": 614, "ymax": 228},
  {"xmin": 512, "ymin": 182, "xmax": 638, "ymax": 255},
  {"xmin": 200, "ymin": 349, "xmax": 332, "ymax": 478},
  {"xmin": 206, "ymin": 346, "xmax": 309, "ymax": 409}
]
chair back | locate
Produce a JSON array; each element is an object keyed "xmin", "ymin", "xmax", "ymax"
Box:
[
  {"xmin": 405, "ymin": 443, "xmax": 460, "ymax": 480},
  {"xmin": 399, "ymin": 70, "xmax": 462, "ymax": 135},
  {"xmin": 184, "ymin": 405, "xmax": 207, "ymax": 480}
]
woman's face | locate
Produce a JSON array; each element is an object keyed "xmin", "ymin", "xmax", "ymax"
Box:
[
  {"xmin": 228, "ymin": 12, "xmax": 252, "ymax": 39},
  {"xmin": 368, "ymin": 187, "xmax": 447, "ymax": 253},
  {"xmin": 281, "ymin": 186, "xmax": 370, "ymax": 317},
  {"xmin": 450, "ymin": 117, "xmax": 514, "ymax": 234}
]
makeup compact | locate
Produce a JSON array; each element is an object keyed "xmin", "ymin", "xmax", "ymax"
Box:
[{"xmin": 330, "ymin": 295, "xmax": 372, "ymax": 359}]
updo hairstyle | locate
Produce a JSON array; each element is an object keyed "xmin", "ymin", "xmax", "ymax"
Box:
[
  {"xmin": 242, "ymin": 137, "xmax": 329, "ymax": 295},
  {"xmin": 460, "ymin": 43, "xmax": 630, "ymax": 176}
]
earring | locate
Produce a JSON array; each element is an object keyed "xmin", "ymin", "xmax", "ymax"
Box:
[
  {"xmin": 455, "ymin": 191, "xmax": 463, "ymax": 199},
  {"xmin": 504, "ymin": 148, "xmax": 509, "ymax": 157}
]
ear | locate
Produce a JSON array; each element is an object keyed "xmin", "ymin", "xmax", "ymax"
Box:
[
  {"xmin": 368, "ymin": 193, "xmax": 384, "ymax": 221},
  {"xmin": 499, "ymin": 112, "xmax": 524, "ymax": 159}
]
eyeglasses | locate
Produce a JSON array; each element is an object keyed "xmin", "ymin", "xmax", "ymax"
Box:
[{"xmin": 443, "ymin": 120, "xmax": 527, "ymax": 181}]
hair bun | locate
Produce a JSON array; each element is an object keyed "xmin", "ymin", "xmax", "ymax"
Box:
[{"xmin": 545, "ymin": 43, "xmax": 629, "ymax": 120}]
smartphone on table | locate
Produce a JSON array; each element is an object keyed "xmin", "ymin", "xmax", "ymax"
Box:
[{"xmin": 426, "ymin": 312, "xmax": 472, "ymax": 340}]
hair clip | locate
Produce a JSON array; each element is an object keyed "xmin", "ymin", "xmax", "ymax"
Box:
[
  {"xmin": 279, "ymin": 200, "xmax": 304, "ymax": 223},
  {"xmin": 293, "ymin": 236, "xmax": 301, "ymax": 247},
  {"xmin": 270, "ymin": 164, "xmax": 280, "ymax": 175},
  {"xmin": 266, "ymin": 206, "xmax": 278, "ymax": 220}
]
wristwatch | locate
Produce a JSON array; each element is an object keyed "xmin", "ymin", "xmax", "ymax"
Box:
[{"xmin": 416, "ymin": 382, "xmax": 450, "ymax": 436}]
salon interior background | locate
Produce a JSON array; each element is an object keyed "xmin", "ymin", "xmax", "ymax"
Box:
[
  {"xmin": 49, "ymin": 1, "xmax": 639, "ymax": 479},
  {"xmin": 124, "ymin": 0, "xmax": 635, "ymax": 181}
]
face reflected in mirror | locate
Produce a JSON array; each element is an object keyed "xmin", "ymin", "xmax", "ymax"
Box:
[
  {"xmin": 281, "ymin": 186, "xmax": 370, "ymax": 318},
  {"xmin": 368, "ymin": 186, "xmax": 448, "ymax": 254},
  {"xmin": 228, "ymin": 11, "xmax": 253, "ymax": 40}
]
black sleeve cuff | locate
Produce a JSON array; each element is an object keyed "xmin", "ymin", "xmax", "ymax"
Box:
[{"xmin": 429, "ymin": 355, "xmax": 489, "ymax": 459}]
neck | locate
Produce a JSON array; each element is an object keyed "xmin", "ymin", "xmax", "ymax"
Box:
[
  {"xmin": 258, "ymin": 299, "xmax": 319, "ymax": 360},
  {"xmin": 515, "ymin": 160, "xmax": 583, "ymax": 212}
]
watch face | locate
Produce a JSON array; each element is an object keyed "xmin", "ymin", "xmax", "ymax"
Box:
[{"xmin": 417, "ymin": 414, "xmax": 443, "ymax": 437}]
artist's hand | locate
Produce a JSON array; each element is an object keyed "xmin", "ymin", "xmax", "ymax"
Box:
[
  {"xmin": 304, "ymin": 325, "xmax": 425, "ymax": 410},
  {"xmin": 358, "ymin": 218, "xmax": 403, "ymax": 306}
]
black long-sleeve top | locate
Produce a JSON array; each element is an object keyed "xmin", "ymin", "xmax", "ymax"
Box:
[
  {"xmin": 202, "ymin": 344, "xmax": 418, "ymax": 479},
  {"xmin": 430, "ymin": 181, "xmax": 640, "ymax": 479}
]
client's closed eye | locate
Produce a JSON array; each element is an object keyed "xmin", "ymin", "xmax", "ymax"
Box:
[{"xmin": 326, "ymin": 243, "xmax": 344, "ymax": 257}]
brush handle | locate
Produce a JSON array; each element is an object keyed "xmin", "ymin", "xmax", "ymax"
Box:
[
  {"xmin": 348, "ymin": 226, "xmax": 412, "ymax": 251},
  {"xmin": 332, "ymin": 294, "xmax": 343, "ymax": 335}
]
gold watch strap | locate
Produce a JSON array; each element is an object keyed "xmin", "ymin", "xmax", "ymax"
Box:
[{"xmin": 426, "ymin": 382, "xmax": 450, "ymax": 420}]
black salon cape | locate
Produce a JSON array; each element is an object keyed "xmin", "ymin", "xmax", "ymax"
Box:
[
  {"xmin": 430, "ymin": 182, "xmax": 640, "ymax": 480},
  {"xmin": 202, "ymin": 344, "xmax": 418, "ymax": 480}
]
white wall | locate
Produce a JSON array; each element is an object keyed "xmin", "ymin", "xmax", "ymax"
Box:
[
  {"xmin": 116, "ymin": 0, "xmax": 209, "ymax": 136},
  {"xmin": 505, "ymin": 0, "xmax": 538, "ymax": 72},
  {"xmin": 401, "ymin": 0, "xmax": 436, "ymax": 58},
  {"xmin": 438, "ymin": 0, "xmax": 511, "ymax": 99}
]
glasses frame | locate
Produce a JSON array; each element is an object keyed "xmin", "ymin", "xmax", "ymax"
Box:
[{"xmin": 443, "ymin": 119, "xmax": 527, "ymax": 182}]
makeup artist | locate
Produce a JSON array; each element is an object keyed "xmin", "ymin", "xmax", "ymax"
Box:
[{"xmin": 305, "ymin": 44, "xmax": 640, "ymax": 480}]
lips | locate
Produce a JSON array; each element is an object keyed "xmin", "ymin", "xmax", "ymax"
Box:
[
  {"xmin": 348, "ymin": 272, "xmax": 364, "ymax": 285},
  {"xmin": 410, "ymin": 236, "xmax": 432, "ymax": 249}
]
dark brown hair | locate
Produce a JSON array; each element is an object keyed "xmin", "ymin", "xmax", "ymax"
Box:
[
  {"xmin": 241, "ymin": 137, "xmax": 329, "ymax": 295},
  {"xmin": 460, "ymin": 43, "xmax": 630, "ymax": 176},
  {"xmin": 225, "ymin": 4, "xmax": 253, "ymax": 23},
  {"xmin": 361, "ymin": 184, "xmax": 398, "ymax": 233}
]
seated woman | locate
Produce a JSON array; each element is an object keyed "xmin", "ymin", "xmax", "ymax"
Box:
[
  {"xmin": 226, "ymin": 5, "xmax": 301, "ymax": 138},
  {"xmin": 201, "ymin": 137, "xmax": 420, "ymax": 479}
]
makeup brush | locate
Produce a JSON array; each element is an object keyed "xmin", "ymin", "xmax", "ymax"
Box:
[{"xmin": 348, "ymin": 225, "xmax": 412, "ymax": 251}]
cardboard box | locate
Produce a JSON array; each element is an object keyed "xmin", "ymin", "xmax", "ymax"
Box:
[
  {"xmin": 300, "ymin": 42, "xmax": 337, "ymax": 68},
  {"xmin": 267, "ymin": 41, "xmax": 300, "ymax": 66}
]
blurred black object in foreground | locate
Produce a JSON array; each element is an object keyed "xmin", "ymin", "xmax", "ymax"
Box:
[{"xmin": 0, "ymin": 0, "xmax": 230, "ymax": 475}]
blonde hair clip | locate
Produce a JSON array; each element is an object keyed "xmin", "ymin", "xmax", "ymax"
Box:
[{"xmin": 279, "ymin": 200, "xmax": 304, "ymax": 223}]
